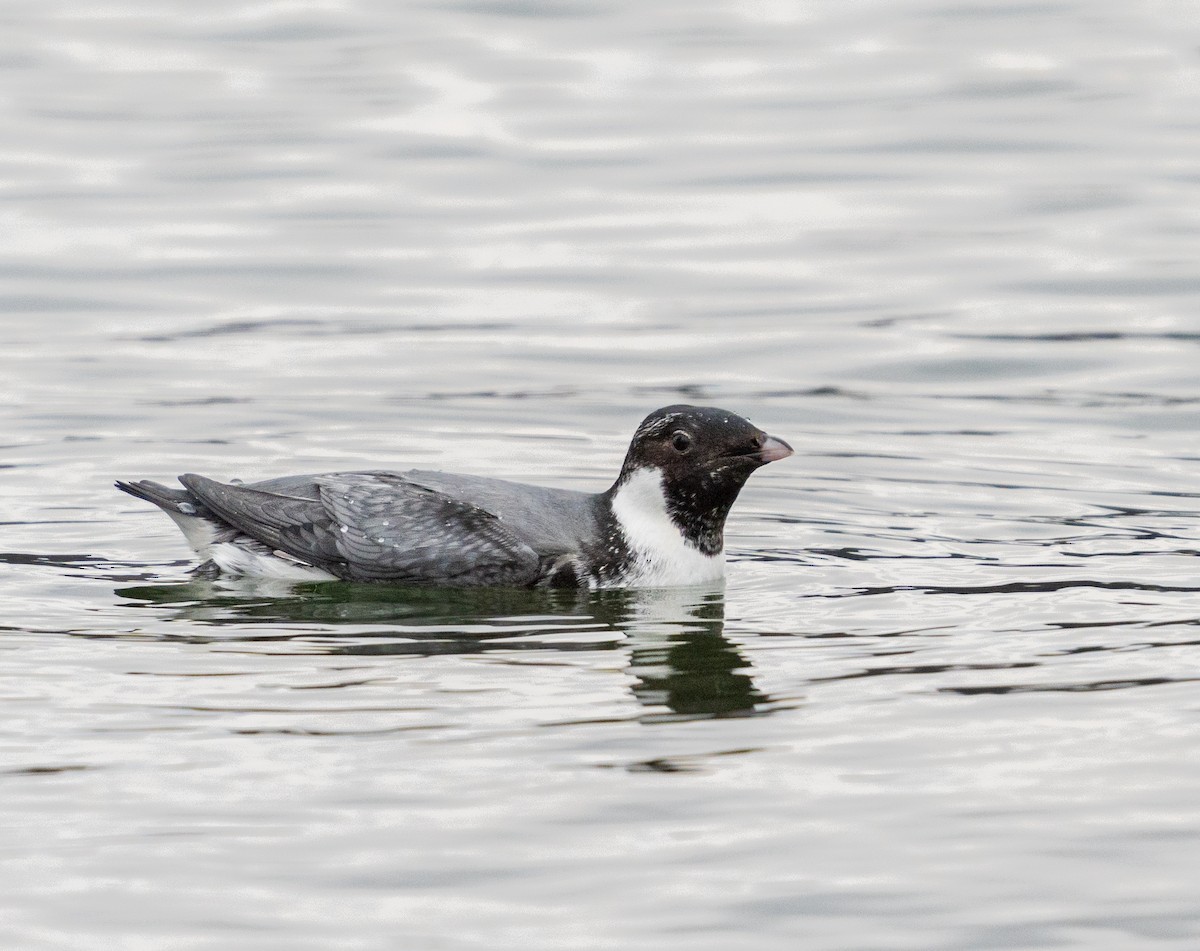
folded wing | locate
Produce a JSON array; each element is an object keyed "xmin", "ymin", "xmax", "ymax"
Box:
[{"xmin": 179, "ymin": 471, "xmax": 543, "ymax": 585}]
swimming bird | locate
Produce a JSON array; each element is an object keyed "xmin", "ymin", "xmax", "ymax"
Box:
[{"xmin": 116, "ymin": 405, "xmax": 792, "ymax": 588}]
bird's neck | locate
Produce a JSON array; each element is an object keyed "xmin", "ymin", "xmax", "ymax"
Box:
[{"xmin": 607, "ymin": 466, "xmax": 728, "ymax": 557}]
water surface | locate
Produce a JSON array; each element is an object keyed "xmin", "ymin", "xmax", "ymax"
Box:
[{"xmin": 3, "ymin": 1, "xmax": 1200, "ymax": 949}]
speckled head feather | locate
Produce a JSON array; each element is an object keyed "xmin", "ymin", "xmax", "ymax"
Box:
[{"xmin": 611, "ymin": 404, "xmax": 793, "ymax": 555}]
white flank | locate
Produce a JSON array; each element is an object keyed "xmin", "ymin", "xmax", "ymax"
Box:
[
  {"xmin": 608, "ymin": 467, "xmax": 725, "ymax": 588},
  {"xmin": 163, "ymin": 509, "xmax": 337, "ymax": 582},
  {"xmin": 208, "ymin": 543, "xmax": 339, "ymax": 582},
  {"xmin": 162, "ymin": 509, "xmax": 219, "ymax": 554}
]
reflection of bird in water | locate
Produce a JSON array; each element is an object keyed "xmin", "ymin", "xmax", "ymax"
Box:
[
  {"xmin": 115, "ymin": 581, "xmax": 769, "ymax": 720},
  {"xmin": 593, "ymin": 587, "xmax": 767, "ymax": 720}
]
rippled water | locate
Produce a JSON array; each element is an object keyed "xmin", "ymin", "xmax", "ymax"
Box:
[{"xmin": 3, "ymin": 1, "xmax": 1200, "ymax": 949}]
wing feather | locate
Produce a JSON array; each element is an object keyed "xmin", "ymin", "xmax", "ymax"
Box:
[
  {"xmin": 317, "ymin": 473, "xmax": 541, "ymax": 584},
  {"xmin": 179, "ymin": 471, "xmax": 542, "ymax": 585}
]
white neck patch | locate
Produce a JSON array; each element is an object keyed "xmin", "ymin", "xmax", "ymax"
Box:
[{"xmin": 608, "ymin": 467, "xmax": 725, "ymax": 588}]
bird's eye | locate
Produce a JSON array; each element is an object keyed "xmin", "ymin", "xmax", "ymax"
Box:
[{"xmin": 671, "ymin": 431, "xmax": 692, "ymax": 453}]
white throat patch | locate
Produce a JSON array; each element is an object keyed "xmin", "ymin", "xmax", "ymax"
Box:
[{"xmin": 609, "ymin": 467, "xmax": 725, "ymax": 588}]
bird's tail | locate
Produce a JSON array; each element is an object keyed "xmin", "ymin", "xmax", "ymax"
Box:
[{"xmin": 115, "ymin": 479, "xmax": 194, "ymax": 513}]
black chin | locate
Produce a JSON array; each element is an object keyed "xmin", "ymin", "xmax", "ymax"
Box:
[{"xmin": 715, "ymin": 453, "xmax": 763, "ymax": 470}]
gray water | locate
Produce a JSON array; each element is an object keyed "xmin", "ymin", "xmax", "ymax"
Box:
[{"xmin": 3, "ymin": 1, "xmax": 1200, "ymax": 948}]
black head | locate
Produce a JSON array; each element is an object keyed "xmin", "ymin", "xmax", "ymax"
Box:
[{"xmin": 611, "ymin": 404, "xmax": 793, "ymax": 551}]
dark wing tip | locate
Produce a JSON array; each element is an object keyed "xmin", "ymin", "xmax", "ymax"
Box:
[
  {"xmin": 115, "ymin": 478, "xmax": 192, "ymax": 511},
  {"xmin": 178, "ymin": 472, "xmax": 216, "ymax": 492}
]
